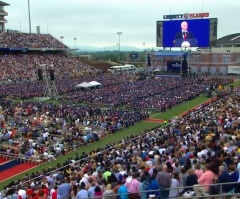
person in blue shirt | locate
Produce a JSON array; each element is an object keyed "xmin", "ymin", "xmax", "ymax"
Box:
[
  {"xmin": 139, "ymin": 176, "xmax": 149, "ymax": 199},
  {"xmin": 77, "ymin": 182, "xmax": 89, "ymax": 199},
  {"xmin": 117, "ymin": 182, "xmax": 129, "ymax": 199},
  {"xmin": 148, "ymin": 175, "xmax": 160, "ymax": 198},
  {"xmin": 58, "ymin": 179, "xmax": 71, "ymax": 199},
  {"xmin": 229, "ymin": 164, "xmax": 240, "ymax": 192}
]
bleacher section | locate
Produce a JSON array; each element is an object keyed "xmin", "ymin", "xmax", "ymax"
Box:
[{"xmin": 0, "ymin": 32, "xmax": 68, "ymax": 49}]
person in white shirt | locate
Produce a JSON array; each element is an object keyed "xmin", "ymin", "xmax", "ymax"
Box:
[
  {"xmin": 18, "ymin": 188, "xmax": 26, "ymax": 199},
  {"xmin": 168, "ymin": 172, "xmax": 182, "ymax": 198},
  {"xmin": 44, "ymin": 150, "xmax": 56, "ymax": 161},
  {"xmin": 237, "ymin": 161, "xmax": 240, "ymax": 182},
  {"xmin": 43, "ymin": 131, "xmax": 49, "ymax": 140}
]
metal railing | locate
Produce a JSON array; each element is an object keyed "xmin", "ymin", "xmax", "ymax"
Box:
[
  {"xmin": 0, "ymin": 151, "xmax": 43, "ymax": 165},
  {"xmin": 1, "ymin": 181, "xmax": 239, "ymax": 199}
]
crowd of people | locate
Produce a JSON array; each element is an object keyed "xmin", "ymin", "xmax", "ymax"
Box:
[
  {"xmin": 63, "ymin": 77, "xmax": 233, "ymax": 111},
  {"xmin": 0, "ymin": 83, "xmax": 240, "ymax": 199},
  {"xmin": 0, "ymin": 73, "xmax": 234, "ymax": 111},
  {"xmin": 0, "ymin": 31, "xmax": 239, "ymax": 199},
  {"xmin": 0, "ymin": 74, "xmax": 136, "ymax": 99},
  {"xmin": 0, "ymin": 32, "xmax": 68, "ymax": 49},
  {"xmin": 0, "ymin": 53, "xmax": 93, "ymax": 82},
  {"xmin": 0, "ymin": 99, "xmax": 149, "ymax": 163}
]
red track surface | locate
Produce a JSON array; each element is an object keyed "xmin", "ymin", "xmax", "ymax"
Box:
[
  {"xmin": 0, "ymin": 163, "xmax": 36, "ymax": 182},
  {"xmin": 145, "ymin": 118, "xmax": 164, "ymax": 123},
  {"xmin": 0, "ymin": 157, "xmax": 9, "ymax": 165}
]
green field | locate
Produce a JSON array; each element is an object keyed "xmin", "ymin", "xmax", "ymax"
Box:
[
  {"xmin": 0, "ymin": 94, "xmax": 210, "ymax": 190},
  {"xmin": 0, "ymin": 121, "xmax": 160, "ymax": 189},
  {"xmin": 0, "ymin": 80, "xmax": 238, "ymax": 190},
  {"xmin": 150, "ymin": 95, "xmax": 209, "ymax": 119}
]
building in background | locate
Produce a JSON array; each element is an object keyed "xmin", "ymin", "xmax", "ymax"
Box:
[
  {"xmin": 189, "ymin": 33, "xmax": 240, "ymax": 74},
  {"xmin": 150, "ymin": 33, "xmax": 240, "ymax": 75},
  {"xmin": 0, "ymin": 1, "xmax": 9, "ymax": 33}
]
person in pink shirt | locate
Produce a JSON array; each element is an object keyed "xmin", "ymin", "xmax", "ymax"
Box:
[
  {"xmin": 194, "ymin": 163, "xmax": 204, "ymax": 179},
  {"xmin": 193, "ymin": 164, "xmax": 216, "ymax": 197},
  {"xmin": 124, "ymin": 172, "xmax": 140, "ymax": 199}
]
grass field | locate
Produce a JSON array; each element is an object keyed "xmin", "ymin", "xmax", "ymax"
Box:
[
  {"xmin": 0, "ymin": 94, "xmax": 210, "ymax": 189},
  {"xmin": 0, "ymin": 80, "xmax": 238, "ymax": 190},
  {"xmin": 150, "ymin": 95, "xmax": 209, "ymax": 119},
  {"xmin": 0, "ymin": 121, "xmax": 160, "ymax": 189}
]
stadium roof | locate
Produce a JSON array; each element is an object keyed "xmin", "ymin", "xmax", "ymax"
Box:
[
  {"xmin": 214, "ymin": 33, "xmax": 240, "ymax": 45},
  {"xmin": 0, "ymin": 1, "xmax": 9, "ymax": 6},
  {"xmin": 153, "ymin": 51, "xmax": 187, "ymax": 57}
]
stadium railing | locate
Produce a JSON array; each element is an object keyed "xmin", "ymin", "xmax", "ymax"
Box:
[
  {"xmin": 1, "ymin": 181, "xmax": 239, "ymax": 199},
  {"xmin": 0, "ymin": 151, "xmax": 43, "ymax": 165}
]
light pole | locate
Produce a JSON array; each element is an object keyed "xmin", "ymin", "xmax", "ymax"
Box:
[
  {"xmin": 180, "ymin": 43, "xmax": 191, "ymax": 77},
  {"xmin": 180, "ymin": 56, "xmax": 183, "ymax": 78},
  {"xmin": 142, "ymin": 43, "xmax": 146, "ymax": 51},
  {"xmin": 187, "ymin": 49, "xmax": 191, "ymax": 76},
  {"xmin": 27, "ymin": 0, "xmax": 32, "ymax": 33},
  {"xmin": 60, "ymin": 36, "xmax": 64, "ymax": 43},
  {"xmin": 74, "ymin": 37, "xmax": 77, "ymax": 49},
  {"xmin": 116, "ymin": 32, "xmax": 122, "ymax": 62}
]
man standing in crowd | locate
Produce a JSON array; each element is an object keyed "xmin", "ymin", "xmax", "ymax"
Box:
[
  {"xmin": 58, "ymin": 179, "xmax": 71, "ymax": 199},
  {"xmin": 156, "ymin": 165, "xmax": 171, "ymax": 199}
]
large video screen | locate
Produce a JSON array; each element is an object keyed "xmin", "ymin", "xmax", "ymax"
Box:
[{"xmin": 157, "ymin": 19, "xmax": 215, "ymax": 48}]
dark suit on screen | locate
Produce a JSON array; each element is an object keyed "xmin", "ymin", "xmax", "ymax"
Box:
[{"xmin": 175, "ymin": 31, "xmax": 195, "ymax": 39}]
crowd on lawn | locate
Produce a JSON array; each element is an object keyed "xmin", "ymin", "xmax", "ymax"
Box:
[
  {"xmin": 0, "ymin": 75, "xmax": 234, "ymax": 111},
  {"xmin": 0, "ymin": 33, "xmax": 68, "ymax": 49},
  {"xmin": 0, "ymin": 99, "xmax": 149, "ymax": 162},
  {"xmin": 0, "ymin": 75, "xmax": 231, "ymax": 109},
  {"xmin": 0, "ymin": 74, "xmax": 136, "ymax": 99},
  {"xmin": 0, "ymin": 53, "xmax": 93, "ymax": 82},
  {"xmin": 62, "ymin": 77, "xmax": 233, "ymax": 111},
  {"xmin": 0, "ymin": 84, "xmax": 240, "ymax": 199}
]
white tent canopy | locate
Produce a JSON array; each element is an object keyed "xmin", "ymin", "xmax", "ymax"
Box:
[
  {"xmin": 75, "ymin": 81, "xmax": 101, "ymax": 89},
  {"xmin": 89, "ymin": 81, "xmax": 101, "ymax": 87},
  {"xmin": 75, "ymin": 82, "xmax": 91, "ymax": 88}
]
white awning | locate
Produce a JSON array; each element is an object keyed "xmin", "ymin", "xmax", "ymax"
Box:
[
  {"xmin": 75, "ymin": 82, "xmax": 91, "ymax": 88},
  {"xmin": 88, "ymin": 81, "xmax": 101, "ymax": 87}
]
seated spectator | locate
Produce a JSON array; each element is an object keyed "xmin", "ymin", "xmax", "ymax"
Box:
[
  {"xmin": 193, "ymin": 164, "xmax": 216, "ymax": 197},
  {"xmin": 93, "ymin": 186, "xmax": 103, "ymax": 199},
  {"xmin": 216, "ymin": 165, "xmax": 233, "ymax": 193},
  {"xmin": 77, "ymin": 182, "xmax": 88, "ymax": 199},
  {"xmin": 194, "ymin": 163, "xmax": 204, "ymax": 179},
  {"xmin": 185, "ymin": 169, "xmax": 198, "ymax": 191},
  {"xmin": 168, "ymin": 172, "xmax": 182, "ymax": 198},
  {"xmin": 139, "ymin": 176, "xmax": 149, "ymax": 199},
  {"xmin": 102, "ymin": 184, "xmax": 115, "ymax": 199}
]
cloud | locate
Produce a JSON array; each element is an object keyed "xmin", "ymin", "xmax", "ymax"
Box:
[{"xmin": 3, "ymin": 0, "xmax": 240, "ymax": 48}]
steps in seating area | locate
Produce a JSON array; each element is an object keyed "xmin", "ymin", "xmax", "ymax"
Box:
[
  {"xmin": 0, "ymin": 157, "xmax": 10, "ymax": 165},
  {"xmin": 0, "ymin": 159, "xmax": 21, "ymax": 172}
]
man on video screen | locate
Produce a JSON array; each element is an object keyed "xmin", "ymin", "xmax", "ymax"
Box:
[{"xmin": 175, "ymin": 21, "xmax": 195, "ymax": 39}]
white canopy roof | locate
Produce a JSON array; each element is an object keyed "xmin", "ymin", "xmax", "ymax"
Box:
[
  {"xmin": 75, "ymin": 81, "xmax": 101, "ymax": 88},
  {"xmin": 75, "ymin": 82, "xmax": 91, "ymax": 88},
  {"xmin": 89, "ymin": 81, "xmax": 101, "ymax": 87}
]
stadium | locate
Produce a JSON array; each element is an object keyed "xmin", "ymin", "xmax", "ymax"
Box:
[{"xmin": 0, "ymin": 1, "xmax": 240, "ymax": 199}]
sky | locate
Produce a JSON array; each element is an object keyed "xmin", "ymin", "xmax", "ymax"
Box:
[{"xmin": 3, "ymin": 0, "xmax": 240, "ymax": 49}]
